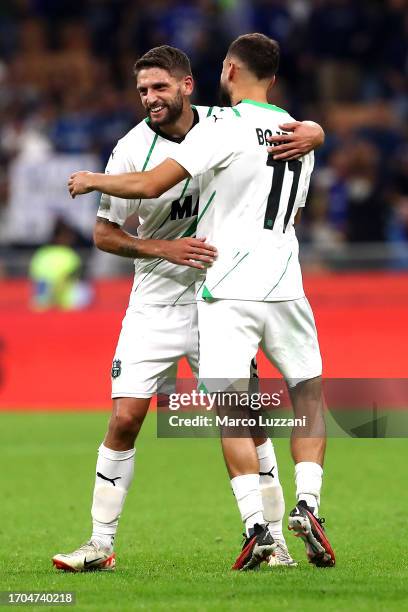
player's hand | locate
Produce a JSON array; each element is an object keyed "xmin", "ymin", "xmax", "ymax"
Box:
[
  {"xmin": 267, "ymin": 121, "xmax": 325, "ymax": 161},
  {"xmin": 158, "ymin": 237, "xmax": 217, "ymax": 269},
  {"xmin": 68, "ymin": 171, "xmax": 95, "ymax": 198}
]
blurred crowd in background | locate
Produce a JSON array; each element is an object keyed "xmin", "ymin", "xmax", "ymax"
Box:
[{"xmin": 0, "ymin": 0, "xmax": 407, "ymax": 284}]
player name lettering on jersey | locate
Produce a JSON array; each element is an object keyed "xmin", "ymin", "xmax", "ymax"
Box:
[{"xmin": 255, "ymin": 128, "xmax": 287, "ymax": 146}]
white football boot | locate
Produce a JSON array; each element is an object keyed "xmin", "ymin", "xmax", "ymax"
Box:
[
  {"xmin": 267, "ymin": 541, "xmax": 298, "ymax": 567},
  {"xmin": 52, "ymin": 540, "xmax": 115, "ymax": 572}
]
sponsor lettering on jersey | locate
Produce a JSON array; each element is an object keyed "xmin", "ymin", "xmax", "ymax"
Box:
[{"xmin": 170, "ymin": 195, "xmax": 199, "ymax": 221}]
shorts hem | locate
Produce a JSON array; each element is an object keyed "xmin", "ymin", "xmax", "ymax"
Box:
[
  {"xmin": 111, "ymin": 392, "xmax": 154, "ymax": 399},
  {"xmin": 285, "ymin": 371, "xmax": 322, "ymax": 388},
  {"xmin": 196, "ymin": 295, "xmax": 305, "ymax": 303},
  {"xmin": 128, "ymin": 300, "xmax": 196, "ymax": 306}
]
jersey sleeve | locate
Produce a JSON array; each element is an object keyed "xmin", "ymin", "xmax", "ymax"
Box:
[
  {"xmin": 97, "ymin": 141, "xmax": 140, "ymax": 226},
  {"xmin": 297, "ymin": 151, "xmax": 314, "ymax": 208},
  {"xmin": 169, "ymin": 114, "xmax": 238, "ymax": 178}
]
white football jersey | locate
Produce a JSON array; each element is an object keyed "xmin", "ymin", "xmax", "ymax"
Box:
[
  {"xmin": 97, "ymin": 105, "xmax": 239, "ymax": 305},
  {"xmin": 169, "ymin": 99, "xmax": 314, "ymax": 301}
]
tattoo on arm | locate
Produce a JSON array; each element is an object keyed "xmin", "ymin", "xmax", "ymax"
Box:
[
  {"xmin": 116, "ymin": 245, "xmax": 140, "ymax": 258},
  {"xmin": 95, "ymin": 216, "xmax": 140, "ymax": 257}
]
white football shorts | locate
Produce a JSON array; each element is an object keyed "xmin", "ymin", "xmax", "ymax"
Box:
[
  {"xmin": 111, "ymin": 303, "xmax": 198, "ymax": 398},
  {"xmin": 197, "ymin": 297, "xmax": 322, "ymax": 389}
]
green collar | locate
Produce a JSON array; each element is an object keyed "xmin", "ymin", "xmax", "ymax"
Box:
[{"xmin": 239, "ymin": 99, "xmax": 287, "ymax": 113}]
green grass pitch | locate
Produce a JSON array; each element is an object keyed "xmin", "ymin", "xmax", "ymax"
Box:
[{"xmin": 1, "ymin": 412, "xmax": 407, "ymax": 611}]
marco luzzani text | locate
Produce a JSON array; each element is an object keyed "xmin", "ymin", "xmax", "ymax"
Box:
[{"xmin": 166, "ymin": 390, "xmax": 307, "ymax": 429}]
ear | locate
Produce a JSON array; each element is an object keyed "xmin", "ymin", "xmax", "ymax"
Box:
[
  {"xmin": 227, "ymin": 60, "xmax": 236, "ymax": 82},
  {"xmin": 182, "ymin": 75, "xmax": 194, "ymax": 96}
]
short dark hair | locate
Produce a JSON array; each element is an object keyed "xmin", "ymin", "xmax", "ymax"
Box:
[
  {"xmin": 133, "ymin": 45, "xmax": 192, "ymax": 78},
  {"xmin": 227, "ymin": 33, "xmax": 280, "ymax": 80}
]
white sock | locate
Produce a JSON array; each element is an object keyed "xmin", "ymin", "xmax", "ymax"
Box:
[
  {"xmin": 91, "ymin": 444, "xmax": 135, "ymax": 550},
  {"xmin": 295, "ymin": 461, "xmax": 323, "ymax": 516},
  {"xmin": 231, "ymin": 474, "xmax": 264, "ymax": 535},
  {"xmin": 257, "ymin": 439, "xmax": 286, "ymax": 544}
]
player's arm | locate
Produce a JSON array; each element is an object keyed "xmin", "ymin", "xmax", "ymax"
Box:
[
  {"xmin": 94, "ymin": 217, "xmax": 217, "ymax": 269},
  {"xmin": 70, "ymin": 115, "xmax": 232, "ymax": 201},
  {"xmin": 267, "ymin": 121, "xmax": 324, "ymax": 160},
  {"xmin": 68, "ymin": 159, "xmax": 189, "ymax": 199}
]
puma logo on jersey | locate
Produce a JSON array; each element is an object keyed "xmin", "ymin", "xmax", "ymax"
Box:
[{"xmin": 170, "ymin": 195, "xmax": 199, "ymax": 220}]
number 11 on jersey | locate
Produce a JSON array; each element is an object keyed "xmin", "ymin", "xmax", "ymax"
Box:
[{"xmin": 263, "ymin": 156, "xmax": 302, "ymax": 233}]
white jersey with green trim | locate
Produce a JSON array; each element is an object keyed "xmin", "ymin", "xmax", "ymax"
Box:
[
  {"xmin": 169, "ymin": 99, "xmax": 314, "ymax": 302},
  {"xmin": 97, "ymin": 105, "xmax": 238, "ymax": 305}
]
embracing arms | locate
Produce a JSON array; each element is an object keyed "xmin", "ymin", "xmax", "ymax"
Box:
[
  {"xmin": 69, "ymin": 159, "xmax": 187, "ymax": 200},
  {"xmin": 94, "ymin": 217, "xmax": 217, "ymax": 269},
  {"xmin": 68, "ymin": 120, "xmax": 324, "ymax": 199}
]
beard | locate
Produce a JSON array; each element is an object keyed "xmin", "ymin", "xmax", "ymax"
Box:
[
  {"xmin": 218, "ymin": 82, "xmax": 232, "ymax": 107},
  {"xmin": 147, "ymin": 90, "xmax": 184, "ymax": 127}
]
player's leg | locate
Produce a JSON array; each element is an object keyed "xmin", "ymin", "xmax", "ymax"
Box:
[
  {"xmin": 184, "ymin": 303, "xmax": 199, "ymax": 378},
  {"xmin": 249, "ymin": 355, "xmax": 296, "ymax": 565},
  {"xmin": 89, "ymin": 303, "xmax": 188, "ymax": 565},
  {"xmin": 262, "ymin": 297, "xmax": 335, "ymax": 567},
  {"xmin": 52, "ymin": 304, "xmax": 182, "ymax": 572},
  {"xmin": 287, "ymin": 375, "xmax": 334, "ymax": 567},
  {"xmin": 289, "ymin": 375, "xmax": 325, "ymax": 512},
  {"xmin": 52, "ymin": 396, "xmax": 148, "ymax": 573},
  {"xmin": 253, "ymin": 436, "xmax": 297, "ymax": 567},
  {"xmin": 198, "ymin": 299, "xmax": 275, "ymax": 570},
  {"xmin": 190, "ymin": 301, "xmax": 292, "ymax": 568},
  {"xmin": 104, "ymin": 397, "xmax": 150, "ymax": 450},
  {"xmin": 190, "ymin": 307, "xmax": 290, "ymax": 565},
  {"xmin": 89, "ymin": 396, "xmax": 151, "ymax": 553}
]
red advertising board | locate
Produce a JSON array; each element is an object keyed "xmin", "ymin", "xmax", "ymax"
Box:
[{"xmin": 1, "ymin": 274, "xmax": 407, "ymax": 410}]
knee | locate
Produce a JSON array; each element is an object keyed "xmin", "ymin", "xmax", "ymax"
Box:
[{"xmin": 109, "ymin": 409, "xmax": 143, "ymax": 439}]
